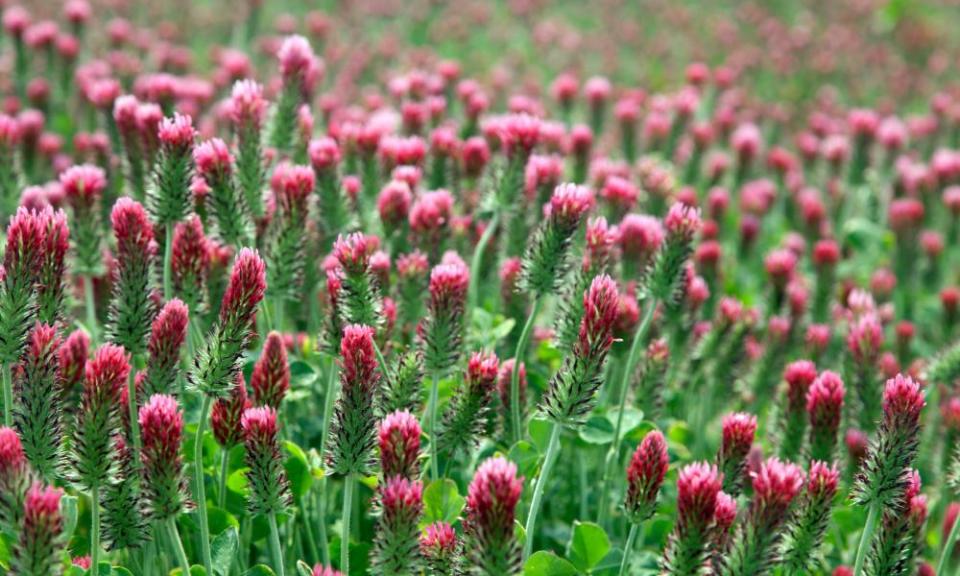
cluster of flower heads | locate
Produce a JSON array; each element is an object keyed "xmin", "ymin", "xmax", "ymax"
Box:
[{"xmin": 3, "ymin": 4, "xmax": 960, "ymax": 576}]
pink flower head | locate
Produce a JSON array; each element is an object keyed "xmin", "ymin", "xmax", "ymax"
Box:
[
  {"xmin": 807, "ymin": 460, "xmax": 840, "ymax": 500},
  {"xmin": 784, "ymin": 360, "xmax": 818, "ymax": 410},
  {"xmin": 731, "ymin": 123, "xmax": 762, "ymax": 161},
  {"xmin": 379, "ymin": 410, "xmax": 421, "ymax": 480},
  {"xmin": 548, "ymin": 183, "xmax": 594, "ymax": 227},
  {"xmin": 60, "ymin": 164, "xmax": 106, "ymax": 204},
  {"xmin": 461, "ymin": 136, "xmax": 490, "ymax": 178},
  {"xmin": 58, "ymin": 329, "xmax": 90, "ymax": 394},
  {"xmin": 618, "ymin": 213, "xmax": 665, "ymax": 263},
  {"xmin": 64, "ymin": 0, "xmax": 91, "ymax": 24},
  {"xmin": 333, "ymin": 232, "xmax": 377, "ymax": 276},
  {"xmin": 578, "ymin": 274, "xmax": 619, "ymax": 355},
  {"xmin": 241, "ymin": 405, "xmax": 280, "ymax": 447},
  {"xmin": 882, "ymin": 374, "xmax": 925, "ymax": 424},
  {"xmin": 714, "ymin": 491, "xmax": 738, "ymax": 532},
  {"xmin": 465, "ymin": 457, "xmax": 524, "ymax": 540},
  {"xmin": 111, "ymin": 197, "xmax": 154, "ymax": 256},
  {"xmin": 584, "ymin": 217, "xmax": 618, "ymax": 269},
  {"xmin": 144, "ymin": 299, "xmax": 188, "ymax": 389},
  {"xmin": 21, "ymin": 482, "xmax": 63, "ymax": 551},
  {"xmin": 721, "ymin": 412, "xmax": 758, "ymax": 462},
  {"xmin": 499, "ymin": 114, "xmax": 541, "ymax": 158},
  {"xmin": 311, "ymin": 566, "xmax": 343, "ymax": 576},
  {"xmin": 600, "ymin": 176, "xmax": 639, "ymax": 213},
  {"xmin": 2, "ymin": 6, "xmax": 31, "ymax": 36},
  {"xmin": 229, "ymin": 80, "xmax": 267, "ymax": 129},
  {"xmin": 751, "ymin": 457, "xmax": 805, "ymax": 514},
  {"xmin": 764, "ymin": 248, "xmax": 797, "ymax": 287},
  {"xmin": 250, "ymin": 332, "xmax": 290, "ymax": 409},
  {"xmin": 663, "ymin": 202, "xmax": 702, "ymax": 240},
  {"xmin": 211, "ymin": 374, "xmax": 251, "ymax": 448},
  {"xmin": 625, "ymin": 429, "xmax": 669, "ymax": 522},
  {"xmin": 377, "ymin": 180, "xmax": 413, "ymax": 229},
  {"xmin": 847, "ymin": 313, "xmax": 883, "ymax": 365},
  {"xmin": 84, "ymin": 343, "xmax": 131, "ymax": 407},
  {"xmin": 139, "ymin": 394, "xmax": 184, "ymax": 474},
  {"xmin": 584, "ymin": 76, "xmax": 611, "ymax": 105},
  {"xmin": 676, "ymin": 462, "xmax": 723, "ymax": 531},
  {"xmin": 309, "ymin": 137, "xmax": 341, "ymax": 172},
  {"xmin": 219, "ymin": 248, "xmax": 266, "ymax": 325},
  {"xmin": 157, "ymin": 113, "xmax": 196, "ymax": 155},
  {"xmin": 339, "ymin": 324, "xmax": 379, "ymax": 387},
  {"xmin": 888, "ymin": 198, "xmax": 925, "ymax": 234},
  {"xmin": 278, "ymin": 35, "xmax": 315, "ymax": 84},
  {"xmin": 420, "ymin": 521, "xmax": 458, "ymax": 563},
  {"xmin": 0, "ymin": 426, "xmax": 25, "ymax": 478},
  {"xmin": 807, "ymin": 370, "xmax": 845, "ymax": 422},
  {"xmin": 3, "ymin": 206, "xmax": 46, "ymax": 274},
  {"xmin": 270, "ymin": 162, "xmax": 314, "ymax": 212},
  {"xmin": 171, "ymin": 216, "xmax": 210, "ymax": 293},
  {"xmin": 429, "ymin": 261, "xmax": 469, "ymax": 313},
  {"xmin": 193, "ymin": 137, "xmax": 233, "ymax": 179},
  {"xmin": 380, "ymin": 476, "xmax": 423, "ymax": 520},
  {"xmin": 409, "ymin": 190, "xmax": 454, "ymax": 234}
]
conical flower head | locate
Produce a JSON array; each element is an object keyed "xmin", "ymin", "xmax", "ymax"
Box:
[
  {"xmin": 250, "ymin": 331, "xmax": 290, "ymax": 409},
  {"xmin": 718, "ymin": 412, "xmax": 757, "ymax": 495},
  {"xmin": 853, "ymin": 374, "xmax": 925, "ymax": 509},
  {"xmin": 70, "ymin": 343, "xmax": 130, "ymax": 489},
  {"xmin": 150, "ymin": 113, "xmax": 196, "ymax": 227},
  {"xmin": 519, "ymin": 183, "xmax": 593, "ymax": 296},
  {"xmin": 649, "ymin": 203, "xmax": 701, "ymax": 303},
  {"xmin": 625, "ymin": 429, "xmax": 669, "ymax": 524},
  {"xmin": 661, "ymin": 462, "xmax": 722, "ymax": 576},
  {"xmin": 139, "ymin": 394, "xmax": 190, "ymax": 519},
  {"xmin": 11, "ymin": 483, "xmax": 63, "ymax": 576},
  {"xmin": 750, "ymin": 457, "xmax": 805, "ymax": 523},
  {"xmin": 107, "ymin": 197, "xmax": 156, "ymax": 355},
  {"xmin": 58, "ymin": 329, "xmax": 89, "ymax": 415},
  {"xmin": 192, "ymin": 248, "xmax": 265, "ymax": 398},
  {"xmin": 327, "ymin": 325, "xmax": 380, "ymax": 476},
  {"xmin": 241, "ymin": 406, "xmax": 291, "ymax": 515},
  {"xmin": 230, "ymin": 79, "xmax": 267, "ymax": 131},
  {"xmin": 35, "ymin": 209, "xmax": 69, "ymax": 324},
  {"xmin": 379, "ymin": 410, "xmax": 421, "ymax": 480},
  {"xmin": 332, "ymin": 232, "xmax": 384, "ymax": 328},
  {"xmin": 211, "ymin": 373, "xmax": 251, "ymax": 448},
  {"xmin": 439, "ymin": 351, "xmax": 499, "ymax": 458},
  {"xmin": 141, "ymin": 298, "xmax": 188, "ymax": 398},
  {"xmin": 171, "ymin": 215, "xmax": 210, "ymax": 311},
  {"xmin": 371, "ymin": 476, "xmax": 424, "ymax": 575},
  {"xmin": 420, "ymin": 521, "xmax": 462, "ymax": 576},
  {"xmin": 0, "ymin": 426, "xmax": 29, "ymax": 533},
  {"xmin": 541, "ymin": 274, "xmax": 618, "ymax": 427},
  {"xmin": 421, "ymin": 261, "xmax": 469, "ymax": 374},
  {"xmin": 806, "ymin": 371, "xmax": 845, "ymax": 462},
  {"xmin": 13, "ymin": 322, "xmax": 62, "ymax": 480},
  {"xmin": 0, "ymin": 207, "xmax": 46, "ymax": 364},
  {"xmin": 464, "ymin": 457, "xmax": 524, "ymax": 575},
  {"xmin": 267, "ymin": 163, "xmax": 314, "ymax": 300},
  {"xmin": 311, "ymin": 566, "xmax": 343, "ymax": 576}
]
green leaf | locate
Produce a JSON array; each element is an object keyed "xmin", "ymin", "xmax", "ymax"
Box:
[
  {"xmin": 528, "ymin": 417, "xmax": 554, "ymax": 452},
  {"xmin": 578, "ymin": 414, "xmax": 615, "ymax": 445},
  {"xmin": 61, "ymin": 494, "xmax": 79, "ymax": 541},
  {"xmin": 508, "ymin": 440, "xmax": 541, "ymax": 480},
  {"xmin": 569, "ymin": 521, "xmax": 611, "ymax": 572},
  {"xmin": 523, "ymin": 551, "xmax": 579, "ymax": 576},
  {"xmin": 228, "ymin": 467, "xmax": 251, "ymax": 493},
  {"xmin": 111, "ymin": 568, "xmax": 134, "ymax": 576},
  {"xmin": 421, "ymin": 478, "xmax": 465, "ymax": 527},
  {"xmin": 283, "ymin": 440, "xmax": 314, "ymax": 500},
  {"xmin": 211, "ymin": 527, "xmax": 239, "ymax": 576},
  {"xmin": 296, "ymin": 560, "xmax": 313, "ymax": 576},
  {"xmin": 244, "ymin": 565, "xmax": 276, "ymax": 576},
  {"xmin": 170, "ymin": 566, "xmax": 207, "ymax": 576}
]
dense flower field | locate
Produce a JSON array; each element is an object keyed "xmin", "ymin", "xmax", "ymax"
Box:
[{"xmin": 2, "ymin": 1, "xmax": 960, "ymax": 575}]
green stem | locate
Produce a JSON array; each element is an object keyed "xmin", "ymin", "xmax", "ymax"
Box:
[
  {"xmin": 467, "ymin": 212, "xmax": 500, "ymax": 312},
  {"xmin": 340, "ymin": 476, "xmax": 354, "ymax": 575},
  {"xmin": 90, "ymin": 485, "xmax": 100, "ymax": 576},
  {"xmin": 273, "ymin": 297, "xmax": 285, "ymax": 333},
  {"xmin": 429, "ymin": 371, "xmax": 441, "ymax": 480},
  {"xmin": 84, "ymin": 274, "xmax": 98, "ymax": 342},
  {"xmin": 268, "ymin": 512, "xmax": 286, "ymax": 576},
  {"xmin": 372, "ymin": 339, "xmax": 391, "ymax": 382},
  {"xmin": 1, "ymin": 363, "xmax": 11, "ymax": 428},
  {"xmin": 316, "ymin": 361, "xmax": 338, "ymax": 568},
  {"xmin": 127, "ymin": 363, "xmax": 142, "ymax": 456},
  {"xmin": 163, "ymin": 223, "xmax": 173, "ymax": 301},
  {"xmin": 193, "ymin": 395, "xmax": 214, "ymax": 576},
  {"xmin": 937, "ymin": 501, "xmax": 960, "ymax": 576},
  {"xmin": 598, "ymin": 300, "xmax": 656, "ymax": 526},
  {"xmin": 853, "ymin": 502, "xmax": 880, "ymax": 576},
  {"xmin": 299, "ymin": 500, "xmax": 320, "ymax": 566},
  {"xmin": 166, "ymin": 517, "xmax": 191, "ymax": 575},
  {"xmin": 619, "ymin": 524, "xmax": 640, "ymax": 576},
  {"xmin": 217, "ymin": 448, "xmax": 230, "ymax": 509},
  {"xmin": 511, "ymin": 296, "xmax": 542, "ymax": 444},
  {"xmin": 523, "ymin": 421, "xmax": 562, "ymax": 560}
]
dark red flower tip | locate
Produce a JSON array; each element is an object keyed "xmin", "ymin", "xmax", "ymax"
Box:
[
  {"xmin": 466, "ymin": 351, "xmax": 499, "ymax": 388},
  {"xmin": 250, "ymin": 331, "xmax": 290, "ymax": 409},
  {"xmin": 578, "ymin": 274, "xmax": 619, "ymax": 354},
  {"xmin": 339, "ymin": 324, "xmax": 379, "ymax": 386},
  {"xmin": 420, "ymin": 521, "xmax": 457, "ymax": 555},
  {"xmin": 380, "ymin": 476, "xmax": 423, "ymax": 514},
  {"xmin": 466, "ymin": 457, "xmax": 524, "ymax": 536},
  {"xmin": 751, "ymin": 457, "xmax": 805, "ymax": 509},
  {"xmin": 219, "ymin": 248, "xmax": 266, "ymax": 325},
  {"xmin": 721, "ymin": 412, "xmax": 758, "ymax": 457},
  {"xmin": 676, "ymin": 462, "xmax": 723, "ymax": 529},
  {"xmin": 377, "ymin": 180, "xmax": 413, "ymax": 228},
  {"xmin": 22, "ymin": 482, "xmax": 62, "ymax": 529},
  {"xmin": 882, "ymin": 373, "xmax": 925, "ymax": 423},
  {"xmin": 211, "ymin": 374, "xmax": 251, "ymax": 448},
  {"xmin": 139, "ymin": 394, "xmax": 183, "ymax": 466},
  {"xmin": 84, "ymin": 343, "xmax": 131, "ymax": 404},
  {"xmin": 149, "ymin": 297, "xmax": 188, "ymax": 358},
  {"xmin": 58, "ymin": 329, "xmax": 90, "ymax": 389},
  {"xmin": 625, "ymin": 430, "xmax": 669, "ymax": 515},
  {"xmin": 171, "ymin": 216, "xmax": 210, "ymax": 284},
  {"xmin": 111, "ymin": 197, "xmax": 154, "ymax": 254},
  {"xmin": 4, "ymin": 206, "xmax": 46, "ymax": 272},
  {"xmin": 806, "ymin": 371, "xmax": 845, "ymax": 426}
]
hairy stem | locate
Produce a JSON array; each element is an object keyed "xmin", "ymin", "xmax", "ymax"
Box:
[
  {"xmin": 467, "ymin": 212, "xmax": 500, "ymax": 312},
  {"xmin": 163, "ymin": 223, "xmax": 173, "ymax": 301},
  {"xmin": 937, "ymin": 503, "xmax": 960, "ymax": 576},
  {"xmin": 217, "ymin": 448, "xmax": 230, "ymax": 509},
  {"xmin": 341, "ymin": 475, "xmax": 354, "ymax": 575},
  {"xmin": 91, "ymin": 484, "xmax": 100, "ymax": 576},
  {"xmin": 853, "ymin": 502, "xmax": 880, "ymax": 576},
  {"xmin": 166, "ymin": 517, "xmax": 191, "ymax": 575},
  {"xmin": 429, "ymin": 371, "xmax": 441, "ymax": 480},
  {"xmin": 84, "ymin": 274, "xmax": 98, "ymax": 342},
  {"xmin": 619, "ymin": 523, "xmax": 641, "ymax": 576},
  {"xmin": 193, "ymin": 395, "xmax": 214, "ymax": 575},
  {"xmin": 523, "ymin": 421, "xmax": 562, "ymax": 560},
  {"xmin": 268, "ymin": 512, "xmax": 286, "ymax": 576},
  {"xmin": 316, "ymin": 360, "xmax": 338, "ymax": 567},
  {"xmin": 1, "ymin": 363, "xmax": 11, "ymax": 428},
  {"xmin": 511, "ymin": 296, "xmax": 542, "ymax": 443}
]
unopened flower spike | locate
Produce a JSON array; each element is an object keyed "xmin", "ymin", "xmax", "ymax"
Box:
[
  {"xmin": 212, "ymin": 373, "xmax": 252, "ymax": 450},
  {"xmin": 35, "ymin": 209, "xmax": 69, "ymax": 325},
  {"xmin": 100, "ymin": 435, "xmax": 148, "ymax": 552},
  {"xmin": 327, "ymin": 324, "xmax": 380, "ymax": 476},
  {"xmin": 230, "ymin": 79, "xmax": 268, "ymax": 219},
  {"xmin": 13, "ymin": 323, "xmax": 62, "ymax": 480},
  {"xmin": 149, "ymin": 113, "xmax": 195, "ymax": 231},
  {"xmin": 438, "ymin": 351, "xmax": 499, "ymax": 460},
  {"xmin": 780, "ymin": 461, "xmax": 840, "ymax": 575},
  {"xmin": 11, "ymin": 483, "xmax": 64, "ymax": 576},
  {"xmin": 140, "ymin": 299, "xmax": 189, "ymax": 398},
  {"xmin": 716, "ymin": 412, "xmax": 757, "ymax": 497},
  {"xmin": 271, "ymin": 35, "xmax": 317, "ymax": 156},
  {"xmin": 194, "ymin": 137, "xmax": 252, "ymax": 247},
  {"xmin": 625, "ymin": 429, "xmax": 669, "ymax": 525},
  {"xmin": 660, "ymin": 462, "xmax": 723, "ymax": 576},
  {"xmin": 806, "ymin": 371, "xmax": 845, "ymax": 463},
  {"xmin": 139, "ymin": 394, "xmax": 191, "ymax": 520},
  {"xmin": 266, "ymin": 163, "xmax": 314, "ymax": 312},
  {"xmin": 61, "ymin": 165, "xmax": 106, "ymax": 280},
  {"xmin": 332, "ymin": 232, "xmax": 384, "ymax": 329},
  {"xmin": 378, "ymin": 351, "xmax": 424, "ymax": 416},
  {"xmin": 464, "ymin": 457, "xmax": 524, "ymax": 575},
  {"xmin": 170, "ymin": 215, "xmax": 211, "ymax": 314},
  {"xmin": 107, "ymin": 197, "xmax": 156, "ymax": 356},
  {"xmin": 250, "ymin": 331, "xmax": 290, "ymax": 409},
  {"xmin": 420, "ymin": 521, "xmax": 463, "ymax": 576},
  {"xmin": 370, "ymin": 476, "xmax": 424, "ymax": 575}
]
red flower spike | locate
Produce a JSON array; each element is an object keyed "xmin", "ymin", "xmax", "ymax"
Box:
[
  {"xmin": 211, "ymin": 373, "xmax": 251, "ymax": 448},
  {"xmin": 379, "ymin": 410, "xmax": 421, "ymax": 480},
  {"xmin": 625, "ymin": 429, "xmax": 669, "ymax": 524},
  {"xmin": 250, "ymin": 331, "xmax": 290, "ymax": 409}
]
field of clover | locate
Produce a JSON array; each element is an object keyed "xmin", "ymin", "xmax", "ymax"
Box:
[{"xmin": 2, "ymin": 1, "xmax": 960, "ymax": 575}]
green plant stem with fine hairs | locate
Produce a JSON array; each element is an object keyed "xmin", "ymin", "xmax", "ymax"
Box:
[
  {"xmin": 217, "ymin": 449, "xmax": 230, "ymax": 508},
  {"xmin": 619, "ymin": 523, "xmax": 641, "ymax": 576},
  {"xmin": 194, "ymin": 395, "xmax": 214, "ymax": 576},
  {"xmin": 467, "ymin": 212, "xmax": 500, "ymax": 312},
  {"xmin": 316, "ymin": 361, "xmax": 338, "ymax": 567},
  {"xmin": 937, "ymin": 505, "xmax": 960, "ymax": 576},
  {"xmin": 268, "ymin": 512, "xmax": 286, "ymax": 576},
  {"xmin": 127, "ymin": 365, "xmax": 142, "ymax": 457},
  {"xmin": 84, "ymin": 275, "xmax": 98, "ymax": 342},
  {"xmin": 598, "ymin": 299, "xmax": 656, "ymax": 526},
  {"xmin": 166, "ymin": 517, "xmax": 191, "ymax": 575},
  {"xmin": 853, "ymin": 502, "xmax": 880, "ymax": 576},
  {"xmin": 511, "ymin": 296, "xmax": 543, "ymax": 444},
  {"xmin": 1, "ymin": 363, "xmax": 11, "ymax": 427},
  {"xmin": 163, "ymin": 223, "xmax": 173, "ymax": 301},
  {"xmin": 341, "ymin": 475, "xmax": 354, "ymax": 575},
  {"xmin": 429, "ymin": 371, "xmax": 441, "ymax": 480},
  {"xmin": 91, "ymin": 485, "xmax": 101, "ymax": 576},
  {"xmin": 523, "ymin": 421, "xmax": 562, "ymax": 560}
]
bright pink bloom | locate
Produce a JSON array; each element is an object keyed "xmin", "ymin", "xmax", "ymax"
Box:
[
  {"xmin": 465, "ymin": 457, "xmax": 524, "ymax": 542},
  {"xmin": 625, "ymin": 430, "xmax": 669, "ymax": 522},
  {"xmin": 219, "ymin": 248, "xmax": 267, "ymax": 325},
  {"xmin": 379, "ymin": 410, "xmax": 421, "ymax": 480}
]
